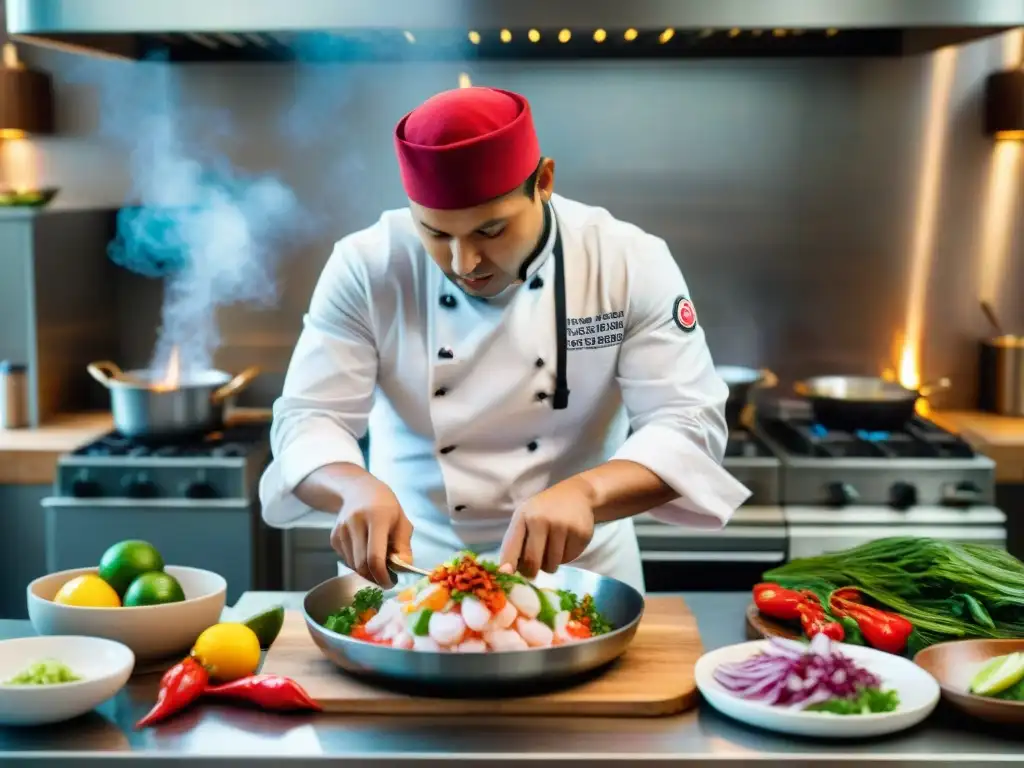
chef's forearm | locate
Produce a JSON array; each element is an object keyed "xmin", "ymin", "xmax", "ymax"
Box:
[
  {"xmin": 568, "ymin": 459, "xmax": 679, "ymax": 524},
  {"xmin": 293, "ymin": 462, "xmax": 376, "ymax": 515}
]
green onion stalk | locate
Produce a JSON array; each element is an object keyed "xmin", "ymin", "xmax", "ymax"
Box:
[{"xmin": 762, "ymin": 537, "xmax": 1024, "ymax": 653}]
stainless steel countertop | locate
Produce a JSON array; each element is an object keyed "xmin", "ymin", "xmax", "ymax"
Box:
[{"xmin": 2, "ymin": 591, "xmax": 1023, "ymax": 766}]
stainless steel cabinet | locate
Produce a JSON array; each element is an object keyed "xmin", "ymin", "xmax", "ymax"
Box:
[{"xmin": 282, "ymin": 526, "xmax": 339, "ymax": 591}]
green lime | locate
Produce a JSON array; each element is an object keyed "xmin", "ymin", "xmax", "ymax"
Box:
[
  {"xmin": 243, "ymin": 605, "xmax": 285, "ymax": 649},
  {"xmin": 123, "ymin": 571, "xmax": 186, "ymax": 607},
  {"xmin": 969, "ymin": 652, "xmax": 1024, "ymax": 696},
  {"xmin": 98, "ymin": 540, "xmax": 165, "ymax": 597}
]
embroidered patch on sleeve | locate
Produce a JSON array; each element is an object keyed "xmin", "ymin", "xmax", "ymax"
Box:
[{"xmin": 673, "ymin": 296, "xmax": 698, "ymax": 332}]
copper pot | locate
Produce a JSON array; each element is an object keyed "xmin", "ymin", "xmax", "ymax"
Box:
[{"xmin": 979, "ymin": 335, "xmax": 1024, "ymax": 416}]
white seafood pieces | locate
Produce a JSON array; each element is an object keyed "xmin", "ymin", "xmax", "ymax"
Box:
[{"xmin": 344, "ymin": 577, "xmax": 600, "ymax": 653}]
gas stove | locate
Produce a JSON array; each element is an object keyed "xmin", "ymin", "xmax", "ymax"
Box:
[
  {"xmin": 637, "ymin": 427, "xmax": 787, "ymax": 590},
  {"xmin": 42, "ymin": 422, "xmax": 280, "ymax": 603},
  {"xmin": 55, "ymin": 424, "xmax": 271, "ymax": 500},
  {"xmin": 722, "ymin": 427, "xmax": 782, "ymax": 504},
  {"xmin": 752, "ymin": 398, "xmax": 1006, "ymax": 560}
]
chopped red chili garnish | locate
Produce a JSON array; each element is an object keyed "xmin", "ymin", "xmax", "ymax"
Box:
[{"xmin": 429, "ymin": 556, "xmax": 507, "ymax": 613}]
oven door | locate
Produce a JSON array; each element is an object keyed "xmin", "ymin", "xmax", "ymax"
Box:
[
  {"xmin": 634, "ymin": 507, "xmax": 786, "ymax": 591},
  {"xmin": 784, "ymin": 505, "xmax": 1007, "ymax": 559}
]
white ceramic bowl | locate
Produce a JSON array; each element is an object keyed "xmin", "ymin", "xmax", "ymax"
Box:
[
  {"xmin": 0, "ymin": 635, "xmax": 135, "ymax": 726},
  {"xmin": 695, "ymin": 639, "xmax": 941, "ymax": 739},
  {"xmin": 27, "ymin": 565, "xmax": 227, "ymax": 662}
]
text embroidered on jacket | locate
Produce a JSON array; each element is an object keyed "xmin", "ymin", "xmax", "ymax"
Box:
[{"xmin": 565, "ymin": 311, "xmax": 625, "ymax": 350}]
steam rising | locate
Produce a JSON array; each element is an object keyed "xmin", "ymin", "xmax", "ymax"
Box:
[
  {"xmin": 64, "ymin": 38, "xmax": 391, "ymax": 380},
  {"xmin": 82, "ymin": 52, "xmax": 307, "ymax": 380},
  {"xmin": 108, "ymin": 114, "xmax": 303, "ymax": 376}
]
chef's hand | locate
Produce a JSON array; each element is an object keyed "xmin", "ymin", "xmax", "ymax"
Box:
[
  {"xmin": 499, "ymin": 478, "xmax": 595, "ymax": 579},
  {"xmin": 331, "ymin": 474, "xmax": 414, "ymax": 586}
]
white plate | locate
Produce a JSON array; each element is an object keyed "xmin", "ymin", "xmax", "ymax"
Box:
[
  {"xmin": 0, "ymin": 636, "xmax": 135, "ymax": 726},
  {"xmin": 695, "ymin": 639, "xmax": 940, "ymax": 738}
]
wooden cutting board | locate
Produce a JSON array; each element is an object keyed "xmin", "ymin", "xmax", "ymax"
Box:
[
  {"xmin": 260, "ymin": 596, "xmax": 702, "ymax": 717},
  {"xmin": 745, "ymin": 602, "xmax": 802, "ymax": 642}
]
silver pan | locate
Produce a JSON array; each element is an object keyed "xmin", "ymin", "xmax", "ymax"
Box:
[{"xmin": 303, "ymin": 567, "xmax": 644, "ymax": 687}]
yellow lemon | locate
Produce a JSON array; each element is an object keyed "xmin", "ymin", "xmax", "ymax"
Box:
[
  {"xmin": 191, "ymin": 623, "xmax": 261, "ymax": 682},
  {"xmin": 53, "ymin": 574, "xmax": 121, "ymax": 608}
]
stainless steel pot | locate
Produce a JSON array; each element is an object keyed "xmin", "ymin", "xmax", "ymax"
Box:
[
  {"xmin": 794, "ymin": 375, "xmax": 950, "ymax": 432},
  {"xmin": 716, "ymin": 365, "xmax": 778, "ymax": 430},
  {"xmin": 303, "ymin": 566, "xmax": 644, "ymax": 687},
  {"xmin": 87, "ymin": 360, "xmax": 260, "ymax": 440},
  {"xmin": 979, "ymin": 335, "xmax": 1024, "ymax": 416}
]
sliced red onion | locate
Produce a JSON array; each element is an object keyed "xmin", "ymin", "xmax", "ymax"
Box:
[{"xmin": 714, "ymin": 635, "xmax": 881, "ymax": 709}]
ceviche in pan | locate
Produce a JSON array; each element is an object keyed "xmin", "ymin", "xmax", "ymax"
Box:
[{"xmin": 322, "ymin": 552, "xmax": 613, "ymax": 652}]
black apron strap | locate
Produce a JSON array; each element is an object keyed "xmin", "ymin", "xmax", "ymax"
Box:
[{"xmin": 552, "ymin": 225, "xmax": 570, "ymax": 410}]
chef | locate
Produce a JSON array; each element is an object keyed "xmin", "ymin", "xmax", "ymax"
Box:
[{"xmin": 258, "ymin": 85, "xmax": 751, "ymax": 593}]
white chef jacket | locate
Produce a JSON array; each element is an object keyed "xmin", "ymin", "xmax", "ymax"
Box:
[{"xmin": 259, "ymin": 193, "xmax": 751, "ymax": 593}]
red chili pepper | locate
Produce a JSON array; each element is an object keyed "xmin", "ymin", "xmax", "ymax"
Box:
[
  {"xmin": 135, "ymin": 656, "xmax": 209, "ymax": 729},
  {"xmin": 203, "ymin": 674, "xmax": 322, "ymax": 712},
  {"xmin": 829, "ymin": 595, "xmax": 912, "ymax": 654},
  {"xmin": 752, "ymin": 582, "xmax": 807, "ymax": 621},
  {"xmin": 831, "ymin": 587, "xmax": 863, "ymax": 604},
  {"xmin": 796, "ymin": 601, "xmax": 845, "ymax": 642}
]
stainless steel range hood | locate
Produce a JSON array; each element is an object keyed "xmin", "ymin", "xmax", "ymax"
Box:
[{"xmin": 6, "ymin": 0, "xmax": 1023, "ymax": 62}]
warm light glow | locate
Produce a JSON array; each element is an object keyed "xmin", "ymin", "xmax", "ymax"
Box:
[
  {"xmin": 898, "ymin": 46, "xmax": 958, "ymax": 397},
  {"xmin": 558, "ymin": 29, "xmax": 571, "ymax": 43},
  {"xmin": 826, "ymin": 28, "xmax": 838, "ymax": 37},
  {"xmin": 897, "ymin": 339, "xmax": 920, "ymax": 391},
  {"xmin": 2, "ymin": 138, "xmax": 40, "ymax": 190},
  {"xmin": 978, "ymin": 22, "xmax": 1024, "ymax": 314},
  {"xmin": 624, "ymin": 28, "xmax": 638, "ymax": 42},
  {"xmin": 0, "ymin": 129, "xmax": 26, "ymax": 140},
  {"xmin": 467, "ymin": 30, "xmax": 481, "ymax": 45},
  {"xmin": 403, "ymin": 31, "xmax": 416, "ymax": 44},
  {"xmin": 978, "ymin": 137, "xmax": 1022, "ymax": 309},
  {"xmin": 528, "ymin": 29, "xmax": 540, "ymax": 43},
  {"xmin": 152, "ymin": 347, "xmax": 181, "ymax": 392},
  {"xmin": 593, "ymin": 29, "xmax": 607, "ymax": 43},
  {"xmin": 773, "ymin": 29, "xmax": 787, "ymax": 37},
  {"xmin": 458, "ymin": 72, "xmax": 472, "ymax": 89},
  {"xmin": 751, "ymin": 29, "xmax": 763, "ymax": 37},
  {"xmin": 659, "ymin": 28, "xmax": 675, "ymax": 44},
  {"xmin": 500, "ymin": 29, "xmax": 512, "ymax": 43},
  {"xmin": 728, "ymin": 28, "xmax": 741, "ymax": 38},
  {"xmin": 1004, "ymin": 27, "xmax": 1024, "ymax": 67}
]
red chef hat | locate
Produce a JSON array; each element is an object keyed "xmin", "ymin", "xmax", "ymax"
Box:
[{"xmin": 394, "ymin": 86, "xmax": 541, "ymax": 210}]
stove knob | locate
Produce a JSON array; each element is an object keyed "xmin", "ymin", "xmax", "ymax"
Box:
[
  {"xmin": 183, "ymin": 480, "xmax": 219, "ymax": 499},
  {"xmin": 889, "ymin": 482, "xmax": 918, "ymax": 511},
  {"xmin": 942, "ymin": 480, "xmax": 984, "ymax": 508},
  {"xmin": 71, "ymin": 471, "xmax": 102, "ymax": 498},
  {"xmin": 122, "ymin": 473, "xmax": 159, "ymax": 499},
  {"xmin": 825, "ymin": 481, "xmax": 859, "ymax": 507}
]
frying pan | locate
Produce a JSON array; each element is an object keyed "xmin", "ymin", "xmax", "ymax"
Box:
[{"xmin": 793, "ymin": 375, "xmax": 951, "ymax": 432}]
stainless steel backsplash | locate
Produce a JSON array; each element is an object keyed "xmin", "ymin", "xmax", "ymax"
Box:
[{"xmin": 16, "ymin": 30, "xmax": 1024, "ymax": 410}]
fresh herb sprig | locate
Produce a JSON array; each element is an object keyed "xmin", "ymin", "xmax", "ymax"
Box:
[
  {"xmin": 558, "ymin": 590, "xmax": 612, "ymax": 635},
  {"xmin": 805, "ymin": 687, "xmax": 900, "ymax": 715},
  {"xmin": 323, "ymin": 587, "xmax": 384, "ymax": 635}
]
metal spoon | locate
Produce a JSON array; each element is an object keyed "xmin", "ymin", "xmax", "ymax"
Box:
[{"xmin": 386, "ymin": 553, "xmax": 431, "ymax": 585}]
